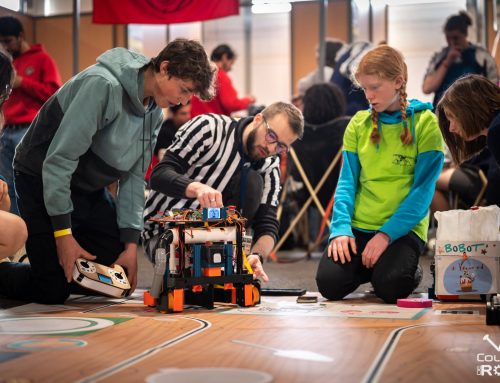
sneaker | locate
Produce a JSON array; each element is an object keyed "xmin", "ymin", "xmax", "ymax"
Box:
[
  {"xmin": 413, "ymin": 264, "xmax": 423, "ymax": 291},
  {"xmin": 0, "ymin": 246, "xmax": 28, "ymax": 264},
  {"xmin": 10, "ymin": 246, "xmax": 27, "ymax": 263},
  {"xmin": 426, "ymin": 237, "xmax": 436, "ymax": 253}
]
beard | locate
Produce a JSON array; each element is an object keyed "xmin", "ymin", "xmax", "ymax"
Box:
[{"xmin": 246, "ymin": 128, "xmax": 269, "ymax": 161}]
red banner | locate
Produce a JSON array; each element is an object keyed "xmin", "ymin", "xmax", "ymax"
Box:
[{"xmin": 93, "ymin": 0, "xmax": 240, "ymax": 24}]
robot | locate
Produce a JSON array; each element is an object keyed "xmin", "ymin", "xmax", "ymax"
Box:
[{"xmin": 144, "ymin": 206, "xmax": 261, "ymax": 313}]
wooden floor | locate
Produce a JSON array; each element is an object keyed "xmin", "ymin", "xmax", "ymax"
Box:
[{"xmin": 0, "ymin": 292, "xmax": 499, "ymax": 383}]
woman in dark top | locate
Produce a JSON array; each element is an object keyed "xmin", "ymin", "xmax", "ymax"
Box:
[
  {"xmin": 422, "ymin": 11, "xmax": 498, "ymax": 108},
  {"xmin": 436, "ymin": 74, "xmax": 500, "ymax": 205}
]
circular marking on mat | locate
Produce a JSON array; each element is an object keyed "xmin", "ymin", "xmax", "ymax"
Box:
[
  {"xmin": 8, "ymin": 338, "xmax": 87, "ymax": 350},
  {"xmin": 0, "ymin": 317, "xmax": 115, "ymax": 335},
  {"xmin": 145, "ymin": 368, "xmax": 274, "ymax": 383}
]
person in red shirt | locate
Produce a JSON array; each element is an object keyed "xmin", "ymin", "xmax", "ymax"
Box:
[
  {"xmin": 0, "ymin": 16, "xmax": 62, "ymax": 214},
  {"xmin": 190, "ymin": 44, "xmax": 255, "ymax": 117}
]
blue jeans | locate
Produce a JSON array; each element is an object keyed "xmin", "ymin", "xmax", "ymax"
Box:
[{"xmin": 0, "ymin": 125, "xmax": 29, "ymax": 215}]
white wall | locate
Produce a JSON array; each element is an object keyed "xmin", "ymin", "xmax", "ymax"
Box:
[
  {"xmin": 352, "ymin": 0, "xmax": 371, "ymax": 41},
  {"xmin": 128, "ymin": 24, "xmax": 168, "ymax": 59},
  {"xmin": 250, "ymin": 12, "xmax": 291, "ymax": 107},
  {"xmin": 170, "ymin": 22, "xmax": 202, "ymax": 41}
]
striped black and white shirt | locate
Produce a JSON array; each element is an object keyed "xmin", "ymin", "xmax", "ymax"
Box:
[{"xmin": 142, "ymin": 114, "xmax": 280, "ymax": 258}]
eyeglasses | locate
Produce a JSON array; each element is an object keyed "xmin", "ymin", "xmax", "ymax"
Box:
[
  {"xmin": 0, "ymin": 84, "xmax": 12, "ymax": 106},
  {"xmin": 263, "ymin": 117, "xmax": 289, "ymax": 155}
]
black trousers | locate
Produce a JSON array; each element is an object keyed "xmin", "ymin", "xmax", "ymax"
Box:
[
  {"xmin": 222, "ymin": 168, "xmax": 263, "ymax": 226},
  {"xmin": 315, "ymin": 228, "xmax": 425, "ymax": 303},
  {"xmin": 0, "ymin": 172, "xmax": 123, "ymax": 304}
]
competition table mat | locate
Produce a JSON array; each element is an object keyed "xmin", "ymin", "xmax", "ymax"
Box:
[{"xmin": 0, "ymin": 291, "xmax": 498, "ymax": 383}]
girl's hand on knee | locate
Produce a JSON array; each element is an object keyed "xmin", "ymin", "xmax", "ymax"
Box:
[
  {"xmin": 362, "ymin": 232, "xmax": 390, "ymax": 268},
  {"xmin": 328, "ymin": 236, "xmax": 356, "ymax": 264}
]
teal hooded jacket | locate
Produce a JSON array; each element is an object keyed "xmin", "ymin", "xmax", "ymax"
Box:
[{"xmin": 14, "ymin": 48, "xmax": 163, "ymax": 243}]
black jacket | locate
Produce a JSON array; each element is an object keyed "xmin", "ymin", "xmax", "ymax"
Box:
[{"xmin": 290, "ymin": 116, "xmax": 349, "ymax": 208}]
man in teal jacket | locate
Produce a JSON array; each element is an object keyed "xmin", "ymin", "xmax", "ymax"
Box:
[{"xmin": 0, "ymin": 39, "xmax": 215, "ymax": 304}]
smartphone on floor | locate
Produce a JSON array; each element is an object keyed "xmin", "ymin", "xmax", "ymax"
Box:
[{"xmin": 260, "ymin": 288, "xmax": 306, "ymax": 296}]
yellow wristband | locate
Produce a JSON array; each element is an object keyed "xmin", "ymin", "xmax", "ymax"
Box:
[{"xmin": 54, "ymin": 228, "xmax": 72, "ymax": 238}]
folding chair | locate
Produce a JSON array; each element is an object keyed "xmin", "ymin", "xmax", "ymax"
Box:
[
  {"xmin": 308, "ymin": 193, "xmax": 335, "ymax": 254},
  {"xmin": 270, "ymin": 146, "xmax": 343, "ymax": 260}
]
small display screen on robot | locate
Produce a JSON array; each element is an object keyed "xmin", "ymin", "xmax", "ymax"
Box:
[
  {"xmin": 207, "ymin": 208, "xmax": 221, "ymax": 219},
  {"xmin": 98, "ymin": 273, "xmax": 113, "ymax": 284}
]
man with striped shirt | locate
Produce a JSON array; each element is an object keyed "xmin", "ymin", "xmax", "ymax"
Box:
[{"xmin": 143, "ymin": 102, "xmax": 304, "ymax": 281}]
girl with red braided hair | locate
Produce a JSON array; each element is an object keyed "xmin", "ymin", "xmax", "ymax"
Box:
[{"xmin": 316, "ymin": 45, "xmax": 444, "ymax": 303}]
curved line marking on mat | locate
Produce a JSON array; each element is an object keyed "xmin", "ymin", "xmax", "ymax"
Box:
[
  {"xmin": 361, "ymin": 320, "xmax": 480, "ymax": 383},
  {"xmin": 75, "ymin": 316, "xmax": 211, "ymax": 383},
  {"xmin": 0, "ymin": 317, "xmax": 115, "ymax": 335},
  {"xmin": 80, "ymin": 298, "xmax": 133, "ymax": 313}
]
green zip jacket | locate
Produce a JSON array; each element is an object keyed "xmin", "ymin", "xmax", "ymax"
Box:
[{"xmin": 14, "ymin": 48, "xmax": 163, "ymax": 243}]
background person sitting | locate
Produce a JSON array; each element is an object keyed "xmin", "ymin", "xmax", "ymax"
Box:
[
  {"xmin": 422, "ymin": 11, "xmax": 498, "ymax": 108},
  {"xmin": 190, "ymin": 44, "xmax": 255, "ymax": 117},
  {"xmin": 287, "ymin": 83, "xmax": 349, "ymax": 250}
]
